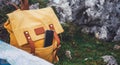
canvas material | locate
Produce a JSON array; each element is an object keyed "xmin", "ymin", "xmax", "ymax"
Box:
[
  {"xmin": 4, "ymin": 7, "xmax": 63, "ymax": 62},
  {"xmin": 6, "ymin": 7, "xmax": 64, "ymax": 46},
  {"xmin": 4, "ymin": 20, "xmax": 59, "ymax": 62}
]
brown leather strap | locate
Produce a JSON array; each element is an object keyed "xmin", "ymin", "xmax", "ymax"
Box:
[
  {"xmin": 54, "ymin": 32, "xmax": 60, "ymax": 46},
  {"xmin": 49, "ymin": 24, "xmax": 61, "ymax": 63},
  {"xmin": 20, "ymin": 0, "xmax": 29, "ymax": 10},
  {"xmin": 52, "ymin": 45, "xmax": 61, "ymax": 63},
  {"xmin": 49, "ymin": 24, "xmax": 60, "ymax": 46},
  {"xmin": 23, "ymin": 24, "xmax": 61, "ymax": 58},
  {"xmin": 24, "ymin": 31, "xmax": 35, "ymax": 54}
]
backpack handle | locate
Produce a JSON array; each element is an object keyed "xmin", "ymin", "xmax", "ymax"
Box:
[
  {"xmin": 20, "ymin": 0, "xmax": 29, "ymax": 10},
  {"xmin": 49, "ymin": 24, "xmax": 60, "ymax": 46}
]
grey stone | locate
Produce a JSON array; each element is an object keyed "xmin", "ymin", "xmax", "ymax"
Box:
[
  {"xmin": 10, "ymin": 0, "xmax": 20, "ymax": 5},
  {"xmin": 48, "ymin": 0, "xmax": 72, "ymax": 22},
  {"xmin": 29, "ymin": 3, "xmax": 39, "ymax": 10},
  {"xmin": 102, "ymin": 55, "xmax": 118, "ymax": 65},
  {"xmin": 113, "ymin": 27, "xmax": 120, "ymax": 41},
  {"xmin": 95, "ymin": 26, "xmax": 108, "ymax": 40},
  {"xmin": 48, "ymin": 0, "xmax": 120, "ymax": 41},
  {"xmin": 114, "ymin": 44, "xmax": 120, "ymax": 50}
]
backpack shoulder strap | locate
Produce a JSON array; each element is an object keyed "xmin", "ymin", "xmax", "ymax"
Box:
[{"xmin": 20, "ymin": 0, "xmax": 29, "ymax": 10}]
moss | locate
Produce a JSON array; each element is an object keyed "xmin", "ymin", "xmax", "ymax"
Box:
[{"xmin": 55, "ymin": 23, "xmax": 120, "ymax": 65}]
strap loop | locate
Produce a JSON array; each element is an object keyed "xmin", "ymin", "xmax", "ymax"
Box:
[
  {"xmin": 24, "ymin": 31, "xmax": 35, "ymax": 55},
  {"xmin": 20, "ymin": 0, "xmax": 29, "ymax": 10},
  {"xmin": 49, "ymin": 24, "xmax": 60, "ymax": 46},
  {"xmin": 49, "ymin": 24, "xmax": 61, "ymax": 63}
]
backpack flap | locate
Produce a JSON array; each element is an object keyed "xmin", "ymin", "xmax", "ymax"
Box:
[{"xmin": 7, "ymin": 7, "xmax": 64, "ymax": 46}]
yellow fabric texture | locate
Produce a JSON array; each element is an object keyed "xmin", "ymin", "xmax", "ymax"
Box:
[{"xmin": 4, "ymin": 7, "xmax": 64, "ymax": 63}]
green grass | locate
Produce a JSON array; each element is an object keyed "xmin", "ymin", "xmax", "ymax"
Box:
[{"xmin": 55, "ymin": 32, "xmax": 120, "ymax": 65}]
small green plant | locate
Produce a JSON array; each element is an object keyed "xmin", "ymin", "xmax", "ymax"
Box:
[
  {"xmin": 55, "ymin": 23, "xmax": 120, "ymax": 65},
  {"xmin": 61, "ymin": 22, "xmax": 79, "ymax": 42}
]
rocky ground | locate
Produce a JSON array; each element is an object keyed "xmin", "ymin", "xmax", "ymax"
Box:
[{"xmin": 48, "ymin": 0, "xmax": 120, "ymax": 42}]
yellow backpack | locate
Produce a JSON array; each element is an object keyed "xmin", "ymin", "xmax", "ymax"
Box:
[{"xmin": 4, "ymin": 3, "xmax": 64, "ymax": 63}]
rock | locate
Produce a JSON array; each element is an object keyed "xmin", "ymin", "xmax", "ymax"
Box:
[
  {"xmin": 29, "ymin": 3, "xmax": 39, "ymax": 10},
  {"xmin": 101, "ymin": 55, "xmax": 118, "ymax": 65},
  {"xmin": 84, "ymin": 57, "xmax": 93, "ymax": 61},
  {"xmin": 113, "ymin": 27, "xmax": 120, "ymax": 42},
  {"xmin": 48, "ymin": 0, "xmax": 120, "ymax": 41},
  {"xmin": 85, "ymin": 0, "xmax": 104, "ymax": 20},
  {"xmin": 10, "ymin": 0, "xmax": 20, "ymax": 5},
  {"xmin": 48, "ymin": 0, "xmax": 72, "ymax": 22},
  {"xmin": 81, "ymin": 26, "xmax": 90, "ymax": 34},
  {"xmin": 81, "ymin": 26, "xmax": 99, "ymax": 34},
  {"xmin": 95, "ymin": 26, "xmax": 108, "ymax": 40},
  {"xmin": 65, "ymin": 50, "xmax": 72, "ymax": 60},
  {"xmin": 114, "ymin": 45, "xmax": 120, "ymax": 50},
  {"xmin": 116, "ymin": 3, "xmax": 120, "ymax": 14}
]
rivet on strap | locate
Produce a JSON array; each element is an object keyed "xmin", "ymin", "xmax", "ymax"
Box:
[{"xmin": 24, "ymin": 31, "xmax": 35, "ymax": 55}]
